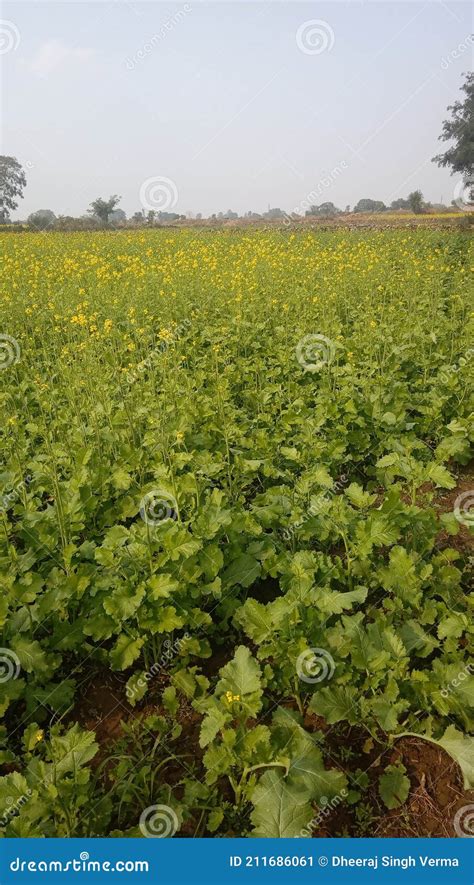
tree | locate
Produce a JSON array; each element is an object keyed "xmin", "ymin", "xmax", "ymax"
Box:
[
  {"xmin": 390, "ymin": 198, "xmax": 410, "ymax": 210},
  {"xmin": 354, "ymin": 198, "xmax": 386, "ymax": 213},
  {"xmin": 88, "ymin": 195, "xmax": 121, "ymax": 225},
  {"xmin": 407, "ymin": 190, "xmax": 424, "ymax": 214},
  {"xmin": 317, "ymin": 202, "xmax": 340, "ymax": 217},
  {"xmin": 433, "ymin": 72, "xmax": 474, "ymax": 178},
  {"xmin": 0, "ymin": 156, "xmax": 27, "ymax": 222},
  {"xmin": 28, "ymin": 209, "xmax": 56, "ymax": 231},
  {"xmin": 264, "ymin": 207, "xmax": 285, "ymax": 220},
  {"xmin": 110, "ymin": 208, "xmax": 126, "ymax": 224}
]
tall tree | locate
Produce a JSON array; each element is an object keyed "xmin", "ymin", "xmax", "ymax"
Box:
[
  {"xmin": 88, "ymin": 195, "xmax": 121, "ymax": 225},
  {"xmin": 433, "ymin": 72, "xmax": 474, "ymax": 178},
  {"xmin": 0, "ymin": 156, "xmax": 27, "ymax": 222},
  {"xmin": 408, "ymin": 190, "xmax": 424, "ymax": 214},
  {"xmin": 28, "ymin": 209, "xmax": 56, "ymax": 231}
]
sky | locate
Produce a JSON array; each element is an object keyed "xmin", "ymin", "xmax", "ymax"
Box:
[{"xmin": 2, "ymin": 0, "xmax": 473, "ymax": 218}]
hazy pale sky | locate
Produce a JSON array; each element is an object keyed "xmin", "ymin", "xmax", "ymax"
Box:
[{"xmin": 2, "ymin": 1, "xmax": 473, "ymax": 217}]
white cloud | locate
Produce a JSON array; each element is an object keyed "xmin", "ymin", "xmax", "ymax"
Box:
[{"xmin": 29, "ymin": 40, "xmax": 93, "ymax": 77}]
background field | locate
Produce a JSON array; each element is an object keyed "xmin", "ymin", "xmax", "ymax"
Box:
[{"xmin": 0, "ymin": 228, "xmax": 473, "ymax": 838}]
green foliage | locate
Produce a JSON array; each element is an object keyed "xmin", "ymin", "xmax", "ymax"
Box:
[
  {"xmin": 433, "ymin": 72, "xmax": 474, "ymax": 178},
  {"xmin": 378, "ymin": 764, "xmax": 410, "ymax": 809},
  {"xmin": 0, "ymin": 227, "xmax": 472, "ymax": 836}
]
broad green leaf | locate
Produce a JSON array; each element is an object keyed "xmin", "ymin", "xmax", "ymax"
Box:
[
  {"xmin": 147, "ymin": 573, "xmax": 180, "ymax": 599},
  {"xmin": 199, "ymin": 704, "xmax": 229, "ymax": 748},
  {"xmin": 378, "ymin": 764, "xmax": 410, "ymax": 809},
  {"xmin": 11, "ymin": 639, "xmax": 53, "ymax": 675},
  {"xmin": 234, "ymin": 599, "xmax": 273, "ymax": 643},
  {"xmin": 0, "ymin": 772, "xmax": 30, "ymax": 817},
  {"xmin": 251, "ymin": 770, "xmax": 313, "ymax": 837},
  {"xmin": 50, "ymin": 724, "xmax": 98, "ymax": 778},
  {"xmin": 216, "ymin": 646, "xmax": 263, "ymax": 719},
  {"xmin": 427, "ymin": 463, "xmax": 456, "ymax": 489},
  {"xmin": 155, "ymin": 606, "xmax": 185, "ymax": 633},
  {"xmin": 222, "ymin": 554, "xmax": 261, "ymax": 589},
  {"xmin": 308, "ymin": 686, "xmax": 359, "ymax": 725},
  {"xmin": 345, "ymin": 483, "xmax": 377, "ymax": 509},
  {"xmin": 207, "ymin": 809, "xmax": 224, "ymax": 833},
  {"xmin": 288, "ymin": 746, "xmax": 346, "ymax": 803},
  {"xmin": 110, "ymin": 635, "xmax": 144, "ymax": 670}
]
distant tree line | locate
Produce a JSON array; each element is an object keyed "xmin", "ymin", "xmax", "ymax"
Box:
[
  {"xmin": 1, "ymin": 73, "xmax": 472, "ymax": 230},
  {"xmin": 15, "ymin": 190, "xmax": 458, "ymax": 232}
]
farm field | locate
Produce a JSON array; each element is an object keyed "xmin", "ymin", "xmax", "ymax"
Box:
[{"xmin": 0, "ymin": 228, "xmax": 473, "ymax": 839}]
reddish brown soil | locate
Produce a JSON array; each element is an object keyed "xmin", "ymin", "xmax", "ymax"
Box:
[
  {"xmin": 435, "ymin": 469, "xmax": 474, "ymax": 555},
  {"xmin": 73, "ymin": 670, "xmax": 129, "ymax": 743},
  {"xmin": 376, "ymin": 738, "xmax": 473, "ymax": 837}
]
